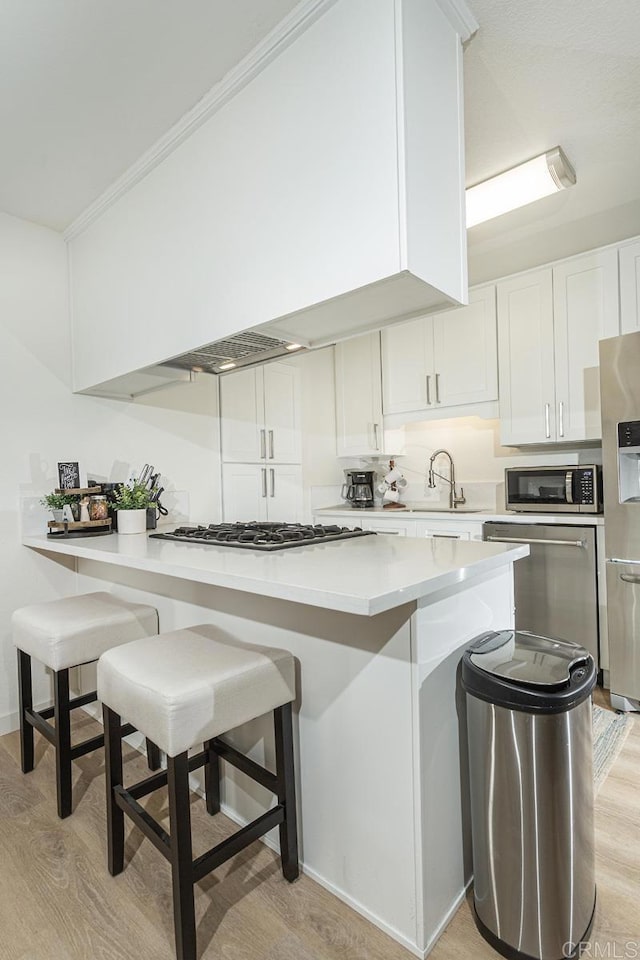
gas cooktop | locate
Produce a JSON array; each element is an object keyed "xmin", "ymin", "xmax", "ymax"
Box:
[{"xmin": 150, "ymin": 522, "xmax": 376, "ymax": 551}]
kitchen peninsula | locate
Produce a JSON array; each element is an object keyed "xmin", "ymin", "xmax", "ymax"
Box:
[{"xmin": 22, "ymin": 529, "xmax": 527, "ymax": 957}]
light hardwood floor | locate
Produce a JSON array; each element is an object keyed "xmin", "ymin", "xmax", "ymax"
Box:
[{"xmin": 0, "ymin": 692, "xmax": 637, "ymax": 960}]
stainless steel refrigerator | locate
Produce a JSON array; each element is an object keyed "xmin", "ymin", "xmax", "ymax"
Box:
[{"xmin": 600, "ymin": 330, "xmax": 640, "ymax": 711}]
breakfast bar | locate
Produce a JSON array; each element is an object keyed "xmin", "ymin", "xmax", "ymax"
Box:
[{"xmin": 22, "ymin": 530, "xmax": 527, "ymax": 957}]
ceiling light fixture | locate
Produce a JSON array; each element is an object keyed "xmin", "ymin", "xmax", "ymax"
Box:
[
  {"xmin": 466, "ymin": 147, "xmax": 576, "ymax": 228},
  {"xmin": 218, "ymin": 361, "xmax": 236, "ymax": 371},
  {"xmin": 285, "ymin": 343, "xmax": 302, "ymax": 351}
]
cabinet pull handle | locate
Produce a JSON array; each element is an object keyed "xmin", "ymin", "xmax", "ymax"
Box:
[
  {"xmin": 268, "ymin": 429, "xmax": 274, "ymax": 459},
  {"xmin": 261, "ymin": 468, "xmax": 267, "ymax": 498},
  {"xmin": 620, "ymin": 573, "xmax": 640, "ymax": 585},
  {"xmin": 260, "ymin": 429, "xmax": 266, "ymax": 460},
  {"xmin": 435, "ymin": 373, "xmax": 441, "ymax": 403},
  {"xmin": 432, "ymin": 533, "xmax": 461, "ymax": 539},
  {"xmin": 558, "ymin": 401, "xmax": 565, "ymax": 438},
  {"xmin": 270, "ymin": 468, "xmax": 275, "ymax": 498},
  {"xmin": 545, "ymin": 403, "xmax": 551, "ymax": 438},
  {"xmin": 426, "ymin": 375, "xmax": 431, "ymax": 405},
  {"xmin": 373, "ymin": 423, "xmax": 380, "ymax": 450}
]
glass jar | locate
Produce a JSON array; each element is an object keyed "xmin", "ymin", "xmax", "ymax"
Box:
[{"xmin": 89, "ymin": 495, "xmax": 109, "ymax": 521}]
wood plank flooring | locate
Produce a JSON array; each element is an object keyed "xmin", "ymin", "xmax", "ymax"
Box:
[{"xmin": 0, "ymin": 693, "xmax": 637, "ymax": 960}]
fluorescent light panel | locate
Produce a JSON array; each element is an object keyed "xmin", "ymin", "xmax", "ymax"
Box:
[{"xmin": 466, "ymin": 147, "xmax": 576, "ymax": 228}]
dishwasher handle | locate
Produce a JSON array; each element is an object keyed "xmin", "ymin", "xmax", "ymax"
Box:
[{"xmin": 485, "ymin": 535, "xmax": 586, "ymax": 548}]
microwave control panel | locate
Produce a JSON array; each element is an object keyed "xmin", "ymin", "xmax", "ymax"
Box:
[{"xmin": 575, "ymin": 469, "xmax": 595, "ymax": 504}]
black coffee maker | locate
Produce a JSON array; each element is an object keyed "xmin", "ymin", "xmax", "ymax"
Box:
[{"xmin": 341, "ymin": 470, "xmax": 375, "ymax": 509}]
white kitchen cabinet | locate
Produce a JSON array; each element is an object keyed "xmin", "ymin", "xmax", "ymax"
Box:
[
  {"xmin": 619, "ymin": 240, "xmax": 640, "ymax": 334},
  {"xmin": 220, "ymin": 362, "xmax": 301, "ymax": 464},
  {"xmin": 359, "ymin": 519, "xmax": 413, "ymax": 536},
  {"xmin": 498, "ymin": 250, "xmax": 619, "ymax": 445},
  {"xmin": 222, "ymin": 463, "xmax": 303, "ymax": 523},
  {"xmin": 335, "ymin": 332, "xmax": 384, "ymax": 457},
  {"xmin": 381, "ymin": 286, "xmax": 498, "ymax": 417},
  {"xmin": 414, "ymin": 520, "xmax": 472, "ymax": 541}
]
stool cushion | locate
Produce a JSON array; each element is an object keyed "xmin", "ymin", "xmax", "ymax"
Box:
[
  {"xmin": 97, "ymin": 625, "xmax": 296, "ymax": 757},
  {"xmin": 12, "ymin": 592, "xmax": 158, "ymax": 672}
]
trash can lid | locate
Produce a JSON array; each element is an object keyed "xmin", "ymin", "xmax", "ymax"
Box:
[{"xmin": 461, "ymin": 630, "xmax": 596, "ymax": 714}]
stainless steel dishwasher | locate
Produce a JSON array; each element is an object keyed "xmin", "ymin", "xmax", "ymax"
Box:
[{"xmin": 483, "ymin": 522, "xmax": 599, "ymax": 667}]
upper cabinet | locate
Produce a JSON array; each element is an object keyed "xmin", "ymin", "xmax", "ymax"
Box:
[
  {"xmin": 220, "ymin": 362, "xmax": 301, "ymax": 464},
  {"xmin": 335, "ymin": 332, "xmax": 384, "ymax": 457},
  {"xmin": 381, "ymin": 286, "xmax": 498, "ymax": 417},
  {"xmin": 498, "ymin": 250, "xmax": 619, "ymax": 445},
  {"xmin": 619, "ymin": 240, "xmax": 640, "ymax": 334},
  {"xmin": 67, "ymin": 0, "xmax": 473, "ymax": 395}
]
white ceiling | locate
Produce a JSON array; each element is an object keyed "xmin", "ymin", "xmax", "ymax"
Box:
[
  {"xmin": 0, "ymin": 0, "xmax": 300, "ymax": 230},
  {"xmin": 464, "ymin": 0, "xmax": 640, "ymax": 282},
  {"xmin": 1, "ymin": 0, "xmax": 639, "ymax": 283}
]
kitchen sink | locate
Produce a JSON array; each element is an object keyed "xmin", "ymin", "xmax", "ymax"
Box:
[{"xmin": 404, "ymin": 506, "xmax": 485, "ymax": 514}]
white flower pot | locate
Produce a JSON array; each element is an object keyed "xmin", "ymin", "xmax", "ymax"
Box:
[
  {"xmin": 51, "ymin": 509, "xmax": 64, "ymax": 522},
  {"xmin": 116, "ymin": 509, "xmax": 147, "ymax": 535}
]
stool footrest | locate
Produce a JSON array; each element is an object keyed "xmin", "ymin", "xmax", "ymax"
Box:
[
  {"xmin": 193, "ymin": 805, "xmax": 284, "ymax": 883},
  {"xmin": 25, "ymin": 707, "xmax": 57, "ymax": 746},
  {"xmin": 114, "ymin": 785, "xmax": 171, "ymax": 859},
  {"xmin": 128, "ymin": 749, "xmax": 208, "ymax": 801},
  {"xmin": 39, "ymin": 690, "xmax": 98, "ymax": 721},
  {"xmin": 211, "ymin": 738, "xmax": 279, "ymax": 793}
]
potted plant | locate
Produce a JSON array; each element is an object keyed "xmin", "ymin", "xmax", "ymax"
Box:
[
  {"xmin": 111, "ymin": 481, "xmax": 151, "ymax": 534},
  {"xmin": 40, "ymin": 492, "xmax": 79, "ymax": 522}
]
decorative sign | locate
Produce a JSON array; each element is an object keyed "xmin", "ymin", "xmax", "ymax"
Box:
[{"xmin": 57, "ymin": 462, "xmax": 80, "ymax": 490}]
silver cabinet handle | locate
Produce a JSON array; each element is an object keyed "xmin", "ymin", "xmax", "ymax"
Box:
[
  {"xmin": 373, "ymin": 423, "xmax": 380, "ymax": 450},
  {"xmin": 486, "ymin": 535, "xmax": 585, "ymax": 548},
  {"xmin": 558, "ymin": 401, "xmax": 565, "ymax": 437},
  {"xmin": 261, "ymin": 468, "xmax": 267, "ymax": 498},
  {"xmin": 545, "ymin": 403, "xmax": 551, "ymax": 438},
  {"xmin": 260, "ymin": 429, "xmax": 266, "ymax": 460},
  {"xmin": 268, "ymin": 429, "xmax": 274, "ymax": 460},
  {"xmin": 432, "ymin": 533, "xmax": 461, "ymax": 539},
  {"xmin": 270, "ymin": 468, "xmax": 275, "ymax": 497},
  {"xmin": 426, "ymin": 375, "xmax": 431, "ymax": 405},
  {"xmin": 620, "ymin": 573, "xmax": 640, "ymax": 584},
  {"xmin": 435, "ymin": 373, "xmax": 441, "ymax": 403}
]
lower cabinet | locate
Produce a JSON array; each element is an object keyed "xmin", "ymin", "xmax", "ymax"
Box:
[
  {"xmin": 222, "ymin": 463, "xmax": 303, "ymax": 523},
  {"xmin": 314, "ymin": 512, "xmax": 484, "ymax": 540},
  {"xmin": 414, "ymin": 522, "xmax": 472, "ymax": 540}
]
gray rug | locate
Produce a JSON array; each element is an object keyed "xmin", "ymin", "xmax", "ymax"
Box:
[{"xmin": 593, "ymin": 703, "xmax": 633, "ymax": 793}]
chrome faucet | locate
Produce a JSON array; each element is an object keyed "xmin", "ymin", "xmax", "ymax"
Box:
[{"xmin": 427, "ymin": 449, "xmax": 466, "ymax": 510}]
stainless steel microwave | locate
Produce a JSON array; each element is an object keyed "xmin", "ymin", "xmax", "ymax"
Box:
[{"xmin": 505, "ymin": 465, "xmax": 603, "ymax": 513}]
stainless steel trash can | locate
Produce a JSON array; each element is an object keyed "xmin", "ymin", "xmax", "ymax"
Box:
[{"xmin": 461, "ymin": 630, "xmax": 597, "ymax": 960}]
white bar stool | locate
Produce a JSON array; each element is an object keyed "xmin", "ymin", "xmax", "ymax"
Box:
[
  {"xmin": 97, "ymin": 624, "xmax": 299, "ymax": 960},
  {"xmin": 12, "ymin": 591, "xmax": 160, "ymax": 818}
]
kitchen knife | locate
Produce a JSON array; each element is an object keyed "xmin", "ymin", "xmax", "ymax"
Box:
[{"xmin": 138, "ymin": 464, "xmax": 151, "ymax": 486}]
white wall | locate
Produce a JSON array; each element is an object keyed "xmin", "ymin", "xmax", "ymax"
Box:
[
  {"xmin": 398, "ymin": 415, "xmax": 600, "ymax": 508},
  {"xmin": 0, "ymin": 211, "xmax": 221, "ymax": 733}
]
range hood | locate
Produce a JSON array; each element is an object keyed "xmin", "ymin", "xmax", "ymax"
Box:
[{"xmin": 161, "ymin": 331, "xmax": 305, "ymax": 376}]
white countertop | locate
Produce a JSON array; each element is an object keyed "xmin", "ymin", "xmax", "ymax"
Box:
[
  {"xmin": 313, "ymin": 505, "xmax": 605, "ymax": 526},
  {"xmin": 22, "ymin": 530, "xmax": 528, "ymax": 617}
]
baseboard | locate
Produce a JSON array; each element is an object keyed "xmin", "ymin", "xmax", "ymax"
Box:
[
  {"xmin": 422, "ymin": 881, "xmax": 472, "ymax": 957},
  {"xmin": 0, "ymin": 699, "xmax": 52, "ymax": 737}
]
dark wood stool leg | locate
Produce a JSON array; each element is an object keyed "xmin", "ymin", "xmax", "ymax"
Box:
[
  {"xmin": 167, "ymin": 752, "xmax": 196, "ymax": 960},
  {"xmin": 17, "ymin": 650, "xmax": 34, "ymax": 774},
  {"xmin": 53, "ymin": 669, "xmax": 72, "ymax": 819},
  {"xmin": 145, "ymin": 738, "xmax": 162, "ymax": 771},
  {"xmin": 274, "ymin": 702, "xmax": 299, "ymax": 882},
  {"xmin": 103, "ymin": 705, "xmax": 125, "ymax": 876},
  {"xmin": 204, "ymin": 739, "xmax": 220, "ymax": 816}
]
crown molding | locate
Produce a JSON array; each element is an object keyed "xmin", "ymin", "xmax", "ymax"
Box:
[
  {"xmin": 433, "ymin": 0, "xmax": 478, "ymax": 43},
  {"xmin": 64, "ymin": 0, "xmax": 338, "ymax": 241}
]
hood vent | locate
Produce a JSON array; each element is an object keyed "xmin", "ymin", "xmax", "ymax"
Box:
[{"xmin": 161, "ymin": 331, "xmax": 304, "ymax": 375}]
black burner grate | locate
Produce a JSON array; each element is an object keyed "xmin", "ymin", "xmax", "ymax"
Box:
[{"xmin": 150, "ymin": 522, "xmax": 376, "ymax": 551}]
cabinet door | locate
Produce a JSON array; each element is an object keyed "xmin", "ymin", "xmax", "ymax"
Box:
[
  {"xmin": 381, "ymin": 317, "xmax": 434, "ymax": 414},
  {"xmin": 335, "ymin": 332, "xmax": 384, "ymax": 457},
  {"xmin": 263, "ymin": 363, "xmax": 302, "ymax": 463},
  {"xmin": 432, "ymin": 286, "xmax": 498, "ymax": 408},
  {"xmin": 619, "ymin": 240, "xmax": 640, "ymax": 334},
  {"xmin": 221, "ymin": 463, "xmax": 268, "ymax": 522},
  {"xmin": 265, "ymin": 465, "xmax": 303, "ymax": 523},
  {"xmin": 553, "ymin": 249, "xmax": 619, "ymax": 442},
  {"xmin": 497, "ymin": 269, "xmax": 556, "ymax": 445},
  {"xmin": 220, "ymin": 368, "xmax": 266, "ymax": 462}
]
